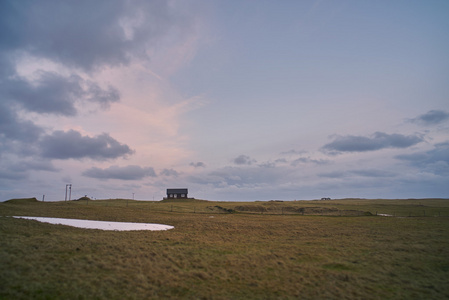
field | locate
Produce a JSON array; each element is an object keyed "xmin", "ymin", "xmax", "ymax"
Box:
[{"xmin": 1, "ymin": 198, "xmax": 449, "ymax": 299}]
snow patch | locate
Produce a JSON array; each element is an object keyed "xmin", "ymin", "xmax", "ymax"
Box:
[{"xmin": 13, "ymin": 216, "xmax": 174, "ymax": 231}]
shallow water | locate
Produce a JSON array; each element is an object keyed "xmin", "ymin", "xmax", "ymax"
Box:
[{"xmin": 13, "ymin": 216, "xmax": 174, "ymax": 231}]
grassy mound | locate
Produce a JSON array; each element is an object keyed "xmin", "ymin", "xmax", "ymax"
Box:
[
  {"xmin": 4, "ymin": 197, "xmax": 39, "ymax": 204},
  {"xmin": 235, "ymin": 205, "xmax": 268, "ymax": 213}
]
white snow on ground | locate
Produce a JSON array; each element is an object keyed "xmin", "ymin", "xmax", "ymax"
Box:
[{"xmin": 13, "ymin": 216, "xmax": 174, "ymax": 231}]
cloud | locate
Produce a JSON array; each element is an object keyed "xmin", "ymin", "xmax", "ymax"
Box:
[
  {"xmin": 395, "ymin": 141, "xmax": 449, "ymax": 175},
  {"xmin": 0, "ymin": 159, "xmax": 58, "ymax": 181},
  {"xmin": 350, "ymin": 169, "xmax": 396, "ymax": 178},
  {"xmin": 206, "ymin": 168, "xmax": 265, "ymax": 187},
  {"xmin": 160, "ymin": 169, "xmax": 179, "ymax": 177},
  {"xmin": 82, "ymin": 165, "xmax": 156, "ymax": 180},
  {"xmin": 291, "ymin": 157, "xmax": 329, "ymax": 166},
  {"xmin": 189, "ymin": 164, "xmax": 297, "ymax": 191},
  {"xmin": 318, "ymin": 171, "xmax": 346, "ymax": 178},
  {"xmin": 409, "ymin": 110, "xmax": 449, "ymax": 126},
  {"xmin": 318, "ymin": 169, "xmax": 396, "ymax": 179},
  {"xmin": 0, "ymin": 169, "xmax": 27, "ymax": 181},
  {"xmin": 4, "ymin": 72, "xmax": 120, "ymax": 116},
  {"xmin": 0, "ymin": 0, "xmax": 194, "ymax": 159},
  {"xmin": 258, "ymin": 162, "xmax": 276, "ymax": 168},
  {"xmin": 39, "ymin": 130, "xmax": 134, "ymax": 160},
  {"xmin": 190, "ymin": 161, "xmax": 206, "ymax": 168},
  {"xmin": 280, "ymin": 149, "xmax": 308, "ymax": 155},
  {"xmin": 322, "ymin": 132, "xmax": 424, "ymax": 153},
  {"xmin": 0, "ymin": 1, "xmax": 136, "ymax": 69},
  {"xmin": 0, "ymin": 102, "xmax": 43, "ymax": 143},
  {"xmin": 0, "ymin": 1, "xmax": 183, "ymax": 71},
  {"xmin": 233, "ymin": 155, "xmax": 256, "ymax": 165},
  {"xmin": 9, "ymin": 160, "xmax": 59, "ymax": 173}
]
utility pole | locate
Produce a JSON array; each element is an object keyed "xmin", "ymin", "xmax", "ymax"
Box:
[{"xmin": 65, "ymin": 184, "xmax": 72, "ymax": 201}]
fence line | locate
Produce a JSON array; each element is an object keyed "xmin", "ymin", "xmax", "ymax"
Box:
[{"xmin": 69, "ymin": 201, "xmax": 449, "ymax": 217}]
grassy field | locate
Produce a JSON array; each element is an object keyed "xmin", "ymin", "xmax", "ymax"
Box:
[{"xmin": 1, "ymin": 198, "xmax": 449, "ymax": 299}]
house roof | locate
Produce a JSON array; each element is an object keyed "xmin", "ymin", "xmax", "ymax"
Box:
[{"xmin": 167, "ymin": 188, "xmax": 188, "ymax": 194}]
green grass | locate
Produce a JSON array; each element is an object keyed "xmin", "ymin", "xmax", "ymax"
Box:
[{"xmin": 1, "ymin": 198, "xmax": 449, "ymax": 299}]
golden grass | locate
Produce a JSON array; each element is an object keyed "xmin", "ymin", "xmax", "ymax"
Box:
[{"xmin": 1, "ymin": 198, "xmax": 449, "ymax": 299}]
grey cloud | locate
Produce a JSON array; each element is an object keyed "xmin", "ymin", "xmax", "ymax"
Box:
[
  {"xmin": 275, "ymin": 158, "xmax": 288, "ymax": 164},
  {"xmin": 395, "ymin": 142, "xmax": 449, "ymax": 175},
  {"xmin": 322, "ymin": 132, "xmax": 423, "ymax": 153},
  {"xmin": 9, "ymin": 160, "xmax": 59, "ymax": 173},
  {"xmin": 0, "ymin": 0, "xmax": 196, "ymax": 162},
  {"xmin": 318, "ymin": 171, "xmax": 346, "ymax": 178},
  {"xmin": 351, "ymin": 169, "xmax": 396, "ymax": 178},
  {"xmin": 291, "ymin": 157, "xmax": 329, "ymax": 166},
  {"xmin": 83, "ymin": 165, "xmax": 156, "ymax": 180},
  {"xmin": 190, "ymin": 162, "xmax": 206, "ymax": 168},
  {"xmin": 191, "ymin": 165, "xmax": 293, "ymax": 189},
  {"xmin": 394, "ymin": 153, "xmax": 428, "ymax": 161},
  {"xmin": 233, "ymin": 155, "xmax": 256, "ymax": 165},
  {"xmin": 4, "ymin": 72, "xmax": 119, "ymax": 116},
  {"xmin": 0, "ymin": 169, "xmax": 27, "ymax": 181},
  {"xmin": 160, "ymin": 169, "xmax": 179, "ymax": 177},
  {"xmin": 280, "ymin": 149, "xmax": 308, "ymax": 155},
  {"xmin": 0, "ymin": 159, "xmax": 58, "ymax": 181},
  {"xmin": 409, "ymin": 110, "xmax": 449, "ymax": 126},
  {"xmin": 0, "ymin": 102, "xmax": 43, "ymax": 142},
  {"xmin": 258, "ymin": 162, "xmax": 276, "ymax": 168},
  {"xmin": 40, "ymin": 130, "xmax": 134, "ymax": 160},
  {"xmin": 319, "ymin": 169, "xmax": 396, "ymax": 179},
  {"xmin": 258, "ymin": 158, "xmax": 289, "ymax": 168},
  {"xmin": 0, "ymin": 0, "xmax": 190, "ymax": 71}
]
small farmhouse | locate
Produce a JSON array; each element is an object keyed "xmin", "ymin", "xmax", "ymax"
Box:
[{"xmin": 166, "ymin": 188, "xmax": 188, "ymax": 199}]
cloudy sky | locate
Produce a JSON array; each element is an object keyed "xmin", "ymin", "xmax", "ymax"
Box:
[{"xmin": 1, "ymin": 0, "xmax": 448, "ymax": 201}]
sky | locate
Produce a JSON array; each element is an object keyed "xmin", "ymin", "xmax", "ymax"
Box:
[{"xmin": 1, "ymin": 0, "xmax": 448, "ymax": 202}]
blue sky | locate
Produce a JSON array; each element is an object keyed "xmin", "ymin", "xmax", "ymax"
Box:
[{"xmin": 1, "ymin": 0, "xmax": 448, "ymax": 201}]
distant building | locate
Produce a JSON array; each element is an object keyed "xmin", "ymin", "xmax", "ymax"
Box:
[
  {"xmin": 321, "ymin": 197, "xmax": 331, "ymax": 200},
  {"xmin": 166, "ymin": 188, "xmax": 188, "ymax": 199}
]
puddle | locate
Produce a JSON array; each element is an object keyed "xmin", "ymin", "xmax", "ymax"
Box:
[
  {"xmin": 378, "ymin": 214, "xmax": 393, "ymax": 217},
  {"xmin": 13, "ymin": 216, "xmax": 174, "ymax": 231}
]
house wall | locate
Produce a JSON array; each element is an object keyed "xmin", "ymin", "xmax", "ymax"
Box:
[{"xmin": 166, "ymin": 189, "xmax": 188, "ymax": 198}]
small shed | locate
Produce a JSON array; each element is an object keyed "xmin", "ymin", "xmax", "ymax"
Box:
[{"xmin": 166, "ymin": 188, "xmax": 188, "ymax": 199}]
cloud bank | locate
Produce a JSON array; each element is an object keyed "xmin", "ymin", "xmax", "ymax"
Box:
[
  {"xmin": 40, "ymin": 130, "xmax": 134, "ymax": 160},
  {"xmin": 322, "ymin": 132, "xmax": 424, "ymax": 153},
  {"xmin": 409, "ymin": 110, "xmax": 449, "ymax": 126}
]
